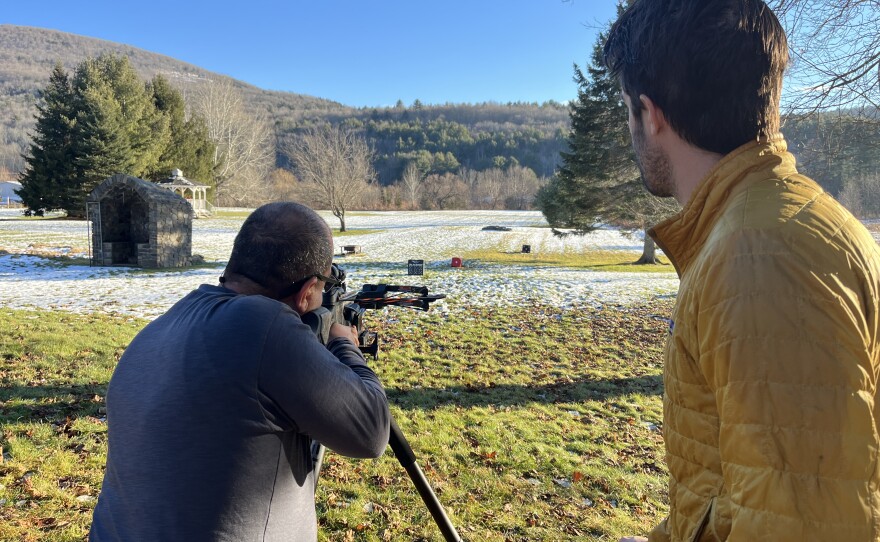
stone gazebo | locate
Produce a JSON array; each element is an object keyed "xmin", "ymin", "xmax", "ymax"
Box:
[
  {"xmin": 156, "ymin": 169, "xmax": 212, "ymax": 217},
  {"xmin": 87, "ymin": 174, "xmax": 193, "ymax": 268}
]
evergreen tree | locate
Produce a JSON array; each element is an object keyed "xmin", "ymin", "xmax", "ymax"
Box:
[
  {"xmin": 99, "ymin": 55, "xmax": 168, "ymax": 175},
  {"xmin": 67, "ymin": 58, "xmax": 137, "ymax": 217},
  {"xmin": 20, "ymin": 54, "xmax": 217, "ymax": 217},
  {"xmin": 17, "ymin": 63, "xmax": 76, "ymax": 215},
  {"xmin": 536, "ymin": 5, "xmax": 677, "ymax": 264},
  {"xmin": 27, "ymin": 54, "xmax": 174, "ymax": 217},
  {"xmin": 146, "ymin": 75, "xmax": 216, "ymax": 185},
  {"xmin": 76, "ymin": 55, "xmax": 170, "ymax": 174}
]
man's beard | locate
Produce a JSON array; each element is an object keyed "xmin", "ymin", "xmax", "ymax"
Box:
[{"xmin": 632, "ymin": 122, "xmax": 674, "ymax": 198}]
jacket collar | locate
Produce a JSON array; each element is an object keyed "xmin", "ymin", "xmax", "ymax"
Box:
[{"xmin": 649, "ymin": 136, "xmax": 797, "ymax": 276}]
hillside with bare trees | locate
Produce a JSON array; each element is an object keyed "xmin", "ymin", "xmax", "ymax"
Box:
[
  {"xmin": 3, "ymin": 23, "xmax": 874, "ymax": 213},
  {"xmin": 0, "ymin": 25, "xmax": 569, "ymax": 185}
]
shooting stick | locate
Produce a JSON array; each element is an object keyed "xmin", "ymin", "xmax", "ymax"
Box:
[
  {"xmin": 307, "ymin": 267, "xmax": 462, "ymax": 541},
  {"xmin": 388, "ymin": 415, "xmax": 463, "ymax": 542},
  {"xmin": 311, "ymin": 417, "xmax": 463, "ymax": 542}
]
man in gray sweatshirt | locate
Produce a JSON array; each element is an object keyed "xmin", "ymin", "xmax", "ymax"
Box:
[{"xmin": 89, "ymin": 201, "xmax": 390, "ymax": 541}]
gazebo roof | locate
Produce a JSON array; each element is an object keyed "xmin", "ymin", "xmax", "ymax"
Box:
[{"xmin": 156, "ymin": 169, "xmax": 208, "ymax": 189}]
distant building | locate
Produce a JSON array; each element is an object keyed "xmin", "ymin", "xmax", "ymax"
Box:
[
  {"xmin": 0, "ymin": 180, "xmax": 23, "ymax": 207},
  {"xmin": 156, "ymin": 169, "xmax": 212, "ymax": 217}
]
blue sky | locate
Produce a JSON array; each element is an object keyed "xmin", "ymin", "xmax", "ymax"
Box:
[{"xmin": 3, "ymin": 1, "xmax": 621, "ymax": 108}]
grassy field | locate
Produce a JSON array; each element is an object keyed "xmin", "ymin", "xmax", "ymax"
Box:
[
  {"xmin": 0, "ymin": 301, "xmax": 671, "ymax": 541},
  {"xmin": 211, "ymin": 209, "xmax": 253, "ymax": 219},
  {"xmin": 333, "ymin": 228, "xmax": 384, "ymax": 237},
  {"xmin": 461, "ymin": 248, "xmax": 674, "ymax": 273}
]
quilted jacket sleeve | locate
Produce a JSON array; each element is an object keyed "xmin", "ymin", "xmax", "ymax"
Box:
[
  {"xmin": 648, "ymin": 517, "xmax": 671, "ymax": 542},
  {"xmin": 695, "ymin": 227, "xmax": 878, "ymax": 541}
]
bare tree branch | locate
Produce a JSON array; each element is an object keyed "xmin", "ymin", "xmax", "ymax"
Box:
[
  {"xmin": 399, "ymin": 162, "xmax": 424, "ymax": 210},
  {"xmin": 193, "ymin": 80, "xmax": 275, "ymax": 204},
  {"xmin": 769, "ymin": 0, "xmax": 880, "ymax": 116},
  {"xmin": 285, "ymin": 126, "xmax": 375, "ymax": 231}
]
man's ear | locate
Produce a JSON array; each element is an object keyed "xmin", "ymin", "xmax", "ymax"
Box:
[
  {"xmin": 639, "ymin": 94, "xmax": 666, "ymax": 136},
  {"xmin": 284, "ymin": 277, "xmax": 320, "ymax": 315}
]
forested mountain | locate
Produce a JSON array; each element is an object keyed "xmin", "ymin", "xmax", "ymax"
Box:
[
  {"xmin": 1, "ymin": 24, "xmax": 876, "ymax": 213},
  {"xmin": 0, "ymin": 25, "xmax": 350, "ymax": 174},
  {"xmin": 0, "ymin": 25, "xmax": 569, "ymax": 186}
]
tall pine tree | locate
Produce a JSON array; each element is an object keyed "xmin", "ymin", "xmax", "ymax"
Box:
[
  {"xmin": 536, "ymin": 4, "xmax": 677, "ymax": 264},
  {"xmin": 67, "ymin": 54, "xmax": 170, "ymax": 216},
  {"xmin": 147, "ymin": 75, "xmax": 216, "ymax": 186},
  {"xmin": 17, "ymin": 63, "xmax": 77, "ymax": 215},
  {"xmin": 68, "ymin": 58, "xmax": 136, "ymax": 217},
  {"xmin": 19, "ymin": 54, "xmax": 215, "ymax": 218},
  {"xmin": 100, "ymin": 55, "xmax": 169, "ymax": 177}
]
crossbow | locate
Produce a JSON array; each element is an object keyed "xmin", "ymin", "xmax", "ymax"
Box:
[{"xmin": 302, "ymin": 263, "xmax": 445, "ymax": 358}]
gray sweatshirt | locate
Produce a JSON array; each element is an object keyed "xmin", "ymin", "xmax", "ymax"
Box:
[{"xmin": 89, "ymin": 284, "xmax": 390, "ymax": 541}]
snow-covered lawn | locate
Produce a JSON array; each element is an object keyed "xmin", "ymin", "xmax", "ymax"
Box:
[{"xmin": 0, "ymin": 209, "xmax": 680, "ymax": 319}]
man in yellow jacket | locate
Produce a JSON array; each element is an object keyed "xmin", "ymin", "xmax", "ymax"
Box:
[{"xmin": 602, "ymin": 1, "xmax": 880, "ymax": 541}]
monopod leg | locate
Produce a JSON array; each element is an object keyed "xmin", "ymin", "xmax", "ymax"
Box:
[
  {"xmin": 388, "ymin": 415, "xmax": 463, "ymax": 542},
  {"xmin": 311, "ymin": 441, "xmax": 326, "ymax": 491}
]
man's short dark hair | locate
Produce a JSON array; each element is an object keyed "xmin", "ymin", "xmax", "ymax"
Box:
[
  {"xmin": 225, "ymin": 202, "xmax": 332, "ymax": 295},
  {"xmin": 603, "ymin": 0, "xmax": 789, "ymax": 155}
]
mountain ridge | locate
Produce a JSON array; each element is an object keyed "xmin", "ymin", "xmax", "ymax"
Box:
[
  {"xmin": 0, "ymin": 24, "xmax": 570, "ymax": 180},
  {"xmin": 0, "ymin": 24, "xmax": 343, "ymax": 106}
]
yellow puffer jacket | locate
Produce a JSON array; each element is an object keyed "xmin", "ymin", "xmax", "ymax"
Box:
[{"xmin": 648, "ymin": 138, "xmax": 880, "ymax": 541}]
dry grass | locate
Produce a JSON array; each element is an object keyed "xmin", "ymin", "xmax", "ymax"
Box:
[{"xmin": 0, "ymin": 302, "xmax": 674, "ymax": 541}]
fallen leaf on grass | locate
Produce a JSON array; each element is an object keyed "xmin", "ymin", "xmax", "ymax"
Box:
[
  {"xmin": 35, "ymin": 517, "xmax": 70, "ymax": 530},
  {"xmin": 371, "ymin": 474, "xmax": 392, "ymax": 488}
]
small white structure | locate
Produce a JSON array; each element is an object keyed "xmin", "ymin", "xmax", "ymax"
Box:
[
  {"xmin": 156, "ymin": 169, "xmax": 212, "ymax": 217},
  {"xmin": 0, "ymin": 181, "xmax": 22, "ymax": 207}
]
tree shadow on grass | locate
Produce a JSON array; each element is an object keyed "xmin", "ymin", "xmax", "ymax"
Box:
[
  {"xmin": 0, "ymin": 375, "xmax": 662, "ymax": 426},
  {"xmin": 387, "ymin": 374, "xmax": 662, "ymax": 410},
  {"xmin": 0, "ymin": 383, "xmax": 106, "ymax": 424}
]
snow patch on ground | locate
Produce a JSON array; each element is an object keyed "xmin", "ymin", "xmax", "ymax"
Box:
[{"xmin": 0, "ymin": 209, "xmax": 681, "ymax": 319}]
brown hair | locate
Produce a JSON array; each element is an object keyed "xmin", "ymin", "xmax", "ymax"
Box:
[{"xmin": 603, "ymin": 0, "xmax": 789, "ymax": 154}]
